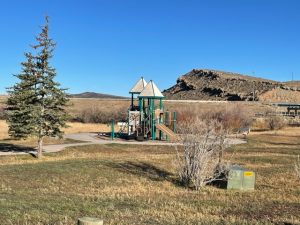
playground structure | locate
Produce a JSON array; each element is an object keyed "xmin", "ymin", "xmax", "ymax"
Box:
[{"xmin": 111, "ymin": 77, "xmax": 177, "ymax": 141}]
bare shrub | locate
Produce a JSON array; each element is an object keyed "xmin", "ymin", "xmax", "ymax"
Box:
[
  {"xmin": 72, "ymin": 107, "xmax": 127, "ymax": 124},
  {"xmin": 176, "ymin": 106, "xmax": 207, "ymax": 125},
  {"xmin": 215, "ymin": 104, "xmax": 252, "ymax": 132},
  {"xmin": 175, "ymin": 119, "xmax": 229, "ymax": 190},
  {"xmin": 176, "ymin": 108, "xmax": 193, "ymax": 124},
  {"xmin": 176, "ymin": 104, "xmax": 252, "ymax": 134},
  {"xmin": 295, "ymin": 155, "xmax": 300, "ymax": 181},
  {"xmin": 251, "ymin": 118, "xmax": 269, "ymax": 131},
  {"xmin": 267, "ymin": 116, "xmax": 287, "ymax": 130}
]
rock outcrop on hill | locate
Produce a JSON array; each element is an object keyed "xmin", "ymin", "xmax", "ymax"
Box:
[{"xmin": 163, "ymin": 69, "xmax": 300, "ymax": 102}]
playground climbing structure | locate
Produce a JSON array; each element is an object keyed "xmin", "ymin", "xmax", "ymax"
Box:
[{"xmin": 113, "ymin": 77, "xmax": 177, "ymax": 141}]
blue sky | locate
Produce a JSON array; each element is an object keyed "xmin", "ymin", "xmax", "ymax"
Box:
[{"xmin": 0, "ymin": 0, "xmax": 299, "ymax": 96}]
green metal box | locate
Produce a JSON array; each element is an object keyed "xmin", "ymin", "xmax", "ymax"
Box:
[{"xmin": 227, "ymin": 166, "xmax": 255, "ymax": 190}]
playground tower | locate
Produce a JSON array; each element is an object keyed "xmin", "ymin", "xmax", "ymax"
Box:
[{"xmin": 126, "ymin": 77, "xmax": 176, "ymax": 141}]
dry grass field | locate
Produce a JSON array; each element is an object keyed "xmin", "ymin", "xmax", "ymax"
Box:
[
  {"xmin": 68, "ymin": 98, "xmax": 272, "ymax": 115},
  {"xmin": 0, "ymin": 96, "xmax": 274, "ymax": 122},
  {"xmin": 0, "ymin": 120, "xmax": 111, "ymax": 150},
  {"xmin": 67, "ymin": 98, "xmax": 129, "ymax": 116},
  {"xmin": 0, "ymin": 120, "xmax": 110, "ymax": 140},
  {"xmin": 0, "ymin": 95, "xmax": 273, "ymax": 113},
  {"xmin": 0, "ymin": 97, "xmax": 298, "ymax": 224},
  {"xmin": 0, "ymin": 128, "xmax": 299, "ymax": 224}
]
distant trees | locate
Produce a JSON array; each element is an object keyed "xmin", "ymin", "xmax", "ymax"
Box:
[{"xmin": 6, "ymin": 16, "xmax": 69, "ymax": 159}]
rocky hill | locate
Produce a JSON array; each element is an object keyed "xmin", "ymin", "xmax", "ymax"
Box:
[{"xmin": 163, "ymin": 69, "xmax": 300, "ymax": 102}]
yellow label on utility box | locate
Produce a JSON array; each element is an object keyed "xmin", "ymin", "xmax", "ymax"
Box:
[{"xmin": 244, "ymin": 171, "xmax": 253, "ymax": 177}]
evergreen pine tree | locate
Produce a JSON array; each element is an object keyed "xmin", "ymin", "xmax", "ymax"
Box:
[
  {"xmin": 7, "ymin": 53, "xmax": 37, "ymax": 139},
  {"xmin": 6, "ymin": 16, "xmax": 69, "ymax": 158}
]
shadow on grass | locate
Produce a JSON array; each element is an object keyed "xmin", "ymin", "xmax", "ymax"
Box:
[
  {"xmin": 109, "ymin": 161, "xmax": 231, "ymax": 190},
  {"xmin": 208, "ymin": 179, "xmax": 228, "ymax": 189},
  {"xmin": 0, "ymin": 143, "xmax": 35, "ymax": 154},
  {"xmin": 108, "ymin": 161, "xmax": 179, "ymax": 184}
]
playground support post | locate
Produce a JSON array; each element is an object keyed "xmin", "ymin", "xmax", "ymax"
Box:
[
  {"xmin": 131, "ymin": 93, "xmax": 134, "ymax": 110},
  {"xmin": 159, "ymin": 98, "xmax": 163, "ymax": 110},
  {"xmin": 173, "ymin": 111, "xmax": 177, "ymax": 133},
  {"xmin": 111, "ymin": 119, "xmax": 115, "ymax": 140},
  {"xmin": 138, "ymin": 98, "xmax": 143, "ymax": 111},
  {"xmin": 139, "ymin": 98, "xmax": 143, "ymax": 122},
  {"xmin": 159, "ymin": 99, "xmax": 163, "ymax": 140},
  {"xmin": 127, "ymin": 109, "xmax": 129, "ymax": 135},
  {"xmin": 151, "ymin": 99, "xmax": 156, "ymax": 140}
]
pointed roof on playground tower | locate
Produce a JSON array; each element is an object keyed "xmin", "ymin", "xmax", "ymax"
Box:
[
  {"xmin": 139, "ymin": 80, "xmax": 164, "ymax": 98},
  {"xmin": 129, "ymin": 77, "xmax": 147, "ymax": 94}
]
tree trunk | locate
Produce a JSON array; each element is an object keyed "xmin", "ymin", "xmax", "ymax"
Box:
[{"xmin": 37, "ymin": 136, "xmax": 43, "ymax": 159}]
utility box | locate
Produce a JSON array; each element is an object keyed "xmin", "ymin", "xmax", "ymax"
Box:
[{"xmin": 227, "ymin": 165, "xmax": 255, "ymax": 190}]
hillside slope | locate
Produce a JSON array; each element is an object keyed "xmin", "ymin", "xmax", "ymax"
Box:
[
  {"xmin": 69, "ymin": 92, "xmax": 127, "ymax": 99},
  {"xmin": 163, "ymin": 69, "xmax": 300, "ymax": 102}
]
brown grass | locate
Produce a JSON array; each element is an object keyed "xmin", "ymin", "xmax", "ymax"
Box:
[
  {"xmin": 0, "ymin": 120, "xmax": 111, "ymax": 140},
  {"xmin": 251, "ymin": 126, "xmax": 300, "ymax": 136},
  {"xmin": 0, "ymin": 97, "xmax": 299, "ymax": 224},
  {"xmin": 68, "ymin": 98, "xmax": 129, "ymax": 122},
  {"xmin": 0, "ymin": 120, "xmax": 8, "ymax": 140},
  {"xmin": 0, "ymin": 95, "xmax": 276, "ymax": 123},
  {"xmin": 0, "ymin": 120, "xmax": 113, "ymax": 149},
  {"xmin": 0, "ymin": 98, "xmax": 280, "ymax": 149},
  {"xmin": 64, "ymin": 122, "xmax": 111, "ymax": 134},
  {"xmin": 0, "ymin": 128, "xmax": 299, "ymax": 224},
  {"xmin": 65, "ymin": 98, "xmax": 275, "ymax": 125}
]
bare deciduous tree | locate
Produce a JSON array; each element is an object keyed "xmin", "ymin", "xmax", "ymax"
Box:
[{"xmin": 175, "ymin": 119, "xmax": 229, "ymax": 190}]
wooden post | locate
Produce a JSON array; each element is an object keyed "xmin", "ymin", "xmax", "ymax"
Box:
[{"xmin": 78, "ymin": 217, "xmax": 103, "ymax": 225}]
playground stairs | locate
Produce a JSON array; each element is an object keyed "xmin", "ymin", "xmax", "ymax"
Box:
[
  {"xmin": 155, "ymin": 124, "xmax": 176, "ymax": 139},
  {"xmin": 117, "ymin": 122, "xmax": 128, "ymax": 137}
]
